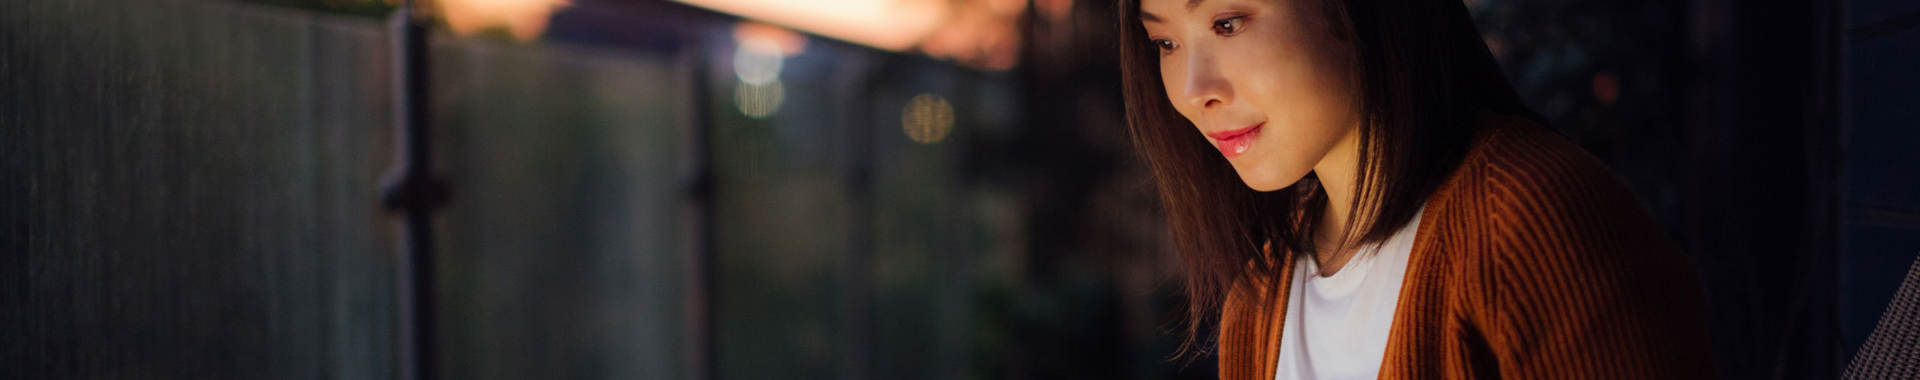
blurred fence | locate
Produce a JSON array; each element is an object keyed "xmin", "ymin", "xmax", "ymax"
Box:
[
  {"xmin": 2, "ymin": 2, "xmax": 400, "ymax": 378},
  {"xmin": 2, "ymin": 1, "xmax": 1087, "ymax": 379},
  {"xmin": 2, "ymin": 1, "xmax": 697, "ymax": 378}
]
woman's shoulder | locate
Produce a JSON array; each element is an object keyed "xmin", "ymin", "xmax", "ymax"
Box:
[
  {"xmin": 1424, "ymin": 115, "xmax": 1716, "ymax": 378},
  {"xmin": 1433, "ymin": 114, "xmax": 1672, "ymax": 253},
  {"xmin": 1463, "ymin": 115, "xmax": 1629, "ymax": 204},
  {"xmin": 1429, "ymin": 114, "xmax": 1699, "ymax": 323}
]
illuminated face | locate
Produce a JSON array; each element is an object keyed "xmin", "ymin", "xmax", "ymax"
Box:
[{"xmin": 1140, "ymin": 0, "xmax": 1361, "ymax": 191}]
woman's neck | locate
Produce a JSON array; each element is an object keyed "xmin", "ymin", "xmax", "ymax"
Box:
[{"xmin": 1308, "ymin": 125, "xmax": 1364, "ymax": 276}]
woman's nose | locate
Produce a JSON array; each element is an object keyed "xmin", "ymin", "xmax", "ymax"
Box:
[{"xmin": 1183, "ymin": 50, "xmax": 1232, "ymax": 110}]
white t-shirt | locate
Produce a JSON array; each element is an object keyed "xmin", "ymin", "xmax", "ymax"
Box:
[{"xmin": 1273, "ymin": 205, "xmax": 1426, "ymax": 380}]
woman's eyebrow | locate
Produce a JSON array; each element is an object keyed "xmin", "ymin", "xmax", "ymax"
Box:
[{"xmin": 1141, "ymin": 0, "xmax": 1208, "ymax": 23}]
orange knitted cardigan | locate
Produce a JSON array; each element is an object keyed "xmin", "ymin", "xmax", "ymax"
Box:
[{"xmin": 1216, "ymin": 116, "xmax": 1717, "ymax": 379}]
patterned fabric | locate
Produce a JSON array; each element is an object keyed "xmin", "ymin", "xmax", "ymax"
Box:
[
  {"xmin": 1845, "ymin": 258, "xmax": 1920, "ymax": 379},
  {"xmin": 1217, "ymin": 115, "xmax": 1717, "ymax": 379}
]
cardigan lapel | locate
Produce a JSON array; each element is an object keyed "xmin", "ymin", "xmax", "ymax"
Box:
[
  {"xmin": 1258, "ymin": 248, "xmax": 1297, "ymax": 380},
  {"xmin": 1220, "ymin": 243, "xmax": 1296, "ymax": 380},
  {"xmin": 1376, "ymin": 143, "xmax": 1476, "ymax": 380}
]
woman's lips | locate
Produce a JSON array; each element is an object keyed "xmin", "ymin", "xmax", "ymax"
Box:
[{"xmin": 1206, "ymin": 122, "xmax": 1264, "ymax": 159}]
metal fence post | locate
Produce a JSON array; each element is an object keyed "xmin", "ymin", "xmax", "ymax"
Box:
[{"xmin": 381, "ymin": 2, "xmax": 445, "ymax": 380}]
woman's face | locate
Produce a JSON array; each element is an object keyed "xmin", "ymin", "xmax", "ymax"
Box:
[{"xmin": 1140, "ymin": 0, "xmax": 1359, "ymax": 191}]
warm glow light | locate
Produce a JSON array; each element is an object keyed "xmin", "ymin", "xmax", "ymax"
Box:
[
  {"xmin": 434, "ymin": 0, "xmax": 570, "ymax": 41},
  {"xmin": 674, "ymin": 0, "xmax": 949, "ymax": 52},
  {"xmin": 901, "ymin": 93, "xmax": 954, "ymax": 144},
  {"xmin": 733, "ymin": 22, "xmax": 808, "ymax": 56},
  {"xmin": 1035, "ymin": 0, "xmax": 1073, "ymax": 22},
  {"xmin": 679, "ymin": 0, "xmax": 1029, "ymax": 70}
]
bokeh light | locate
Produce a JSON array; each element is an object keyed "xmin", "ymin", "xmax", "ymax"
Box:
[
  {"xmin": 901, "ymin": 93, "xmax": 954, "ymax": 144},
  {"xmin": 1592, "ymin": 71, "xmax": 1620, "ymax": 105},
  {"xmin": 733, "ymin": 47, "xmax": 782, "ymax": 86},
  {"xmin": 732, "ymin": 22, "xmax": 805, "ymax": 85},
  {"xmin": 736, "ymin": 80, "xmax": 785, "ymax": 119}
]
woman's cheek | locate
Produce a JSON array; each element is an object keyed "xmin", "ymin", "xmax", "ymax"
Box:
[{"xmin": 1159, "ymin": 62, "xmax": 1185, "ymax": 113}]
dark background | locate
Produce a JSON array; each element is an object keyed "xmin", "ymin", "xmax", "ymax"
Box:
[{"xmin": 3, "ymin": 0, "xmax": 1916, "ymax": 379}]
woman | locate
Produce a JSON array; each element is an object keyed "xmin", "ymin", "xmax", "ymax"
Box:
[{"xmin": 1119, "ymin": 0, "xmax": 1717, "ymax": 378}]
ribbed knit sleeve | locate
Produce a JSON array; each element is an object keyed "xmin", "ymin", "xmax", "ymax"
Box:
[{"xmin": 1464, "ymin": 125, "xmax": 1717, "ymax": 379}]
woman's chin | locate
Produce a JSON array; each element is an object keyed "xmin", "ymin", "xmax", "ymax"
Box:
[
  {"xmin": 1241, "ymin": 178, "xmax": 1290, "ymax": 192},
  {"xmin": 1232, "ymin": 165, "xmax": 1309, "ymax": 192}
]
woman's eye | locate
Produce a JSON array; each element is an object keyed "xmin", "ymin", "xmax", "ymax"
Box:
[
  {"xmin": 1151, "ymin": 39, "xmax": 1178, "ymax": 54},
  {"xmin": 1212, "ymin": 16, "xmax": 1245, "ymax": 36}
]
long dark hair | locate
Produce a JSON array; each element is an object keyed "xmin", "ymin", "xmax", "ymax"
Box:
[{"xmin": 1117, "ymin": 0, "xmax": 1533, "ymax": 358}]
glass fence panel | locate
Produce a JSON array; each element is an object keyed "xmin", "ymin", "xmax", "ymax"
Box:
[
  {"xmin": 429, "ymin": 37, "xmax": 690, "ymax": 380},
  {"xmin": 2, "ymin": 2, "xmax": 397, "ymax": 378}
]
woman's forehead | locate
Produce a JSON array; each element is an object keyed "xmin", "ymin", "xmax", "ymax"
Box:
[
  {"xmin": 1143, "ymin": 0, "xmax": 1279, "ymax": 21},
  {"xmin": 1140, "ymin": 0, "xmax": 1207, "ymax": 21}
]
